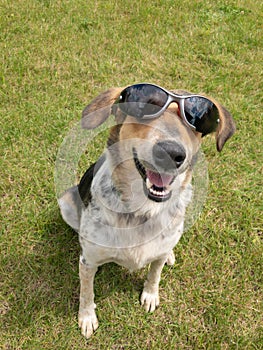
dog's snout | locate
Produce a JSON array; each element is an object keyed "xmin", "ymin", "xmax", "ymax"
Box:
[{"xmin": 153, "ymin": 141, "xmax": 186, "ymax": 170}]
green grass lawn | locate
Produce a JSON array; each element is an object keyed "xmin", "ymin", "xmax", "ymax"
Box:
[{"xmin": 1, "ymin": 0, "xmax": 262, "ymax": 348}]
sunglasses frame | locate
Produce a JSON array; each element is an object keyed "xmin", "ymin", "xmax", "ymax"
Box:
[{"xmin": 117, "ymin": 83, "xmax": 220, "ymax": 133}]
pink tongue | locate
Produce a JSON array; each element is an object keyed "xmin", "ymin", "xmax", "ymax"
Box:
[{"xmin": 146, "ymin": 170, "xmax": 173, "ymax": 188}]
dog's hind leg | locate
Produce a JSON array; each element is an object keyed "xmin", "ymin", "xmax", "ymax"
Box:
[
  {"xmin": 166, "ymin": 250, "xmax": 175, "ymax": 266},
  {"xmin": 78, "ymin": 256, "xmax": 98, "ymax": 339},
  {"xmin": 140, "ymin": 257, "xmax": 167, "ymax": 312},
  {"xmin": 58, "ymin": 186, "xmax": 82, "ymax": 232}
]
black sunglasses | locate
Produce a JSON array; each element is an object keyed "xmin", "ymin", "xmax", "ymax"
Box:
[{"xmin": 116, "ymin": 83, "xmax": 220, "ymax": 135}]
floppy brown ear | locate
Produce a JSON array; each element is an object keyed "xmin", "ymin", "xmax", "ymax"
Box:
[
  {"xmin": 81, "ymin": 87, "xmax": 123, "ymax": 129},
  {"xmin": 213, "ymin": 102, "xmax": 236, "ymax": 151},
  {"xmin": 173, "ymin": 89, "xmax": 236, "ymax": 151}
]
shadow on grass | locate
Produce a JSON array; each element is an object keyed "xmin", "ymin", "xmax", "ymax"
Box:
[{"xmin": 2, "ymin": 206, "xmax": 144, "ymax": 333}]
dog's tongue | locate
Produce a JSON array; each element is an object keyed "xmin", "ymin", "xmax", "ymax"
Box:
[{"xmin": 146, "ymin": 170, "xmax": 173, "ymax": 188}]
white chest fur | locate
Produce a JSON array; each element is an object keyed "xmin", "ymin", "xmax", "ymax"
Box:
[{"xmin": 79, "ymin": 161, "xmax": 192, "ymax": 271}]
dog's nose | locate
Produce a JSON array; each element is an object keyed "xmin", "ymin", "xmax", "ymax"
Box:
[{"xmin": 152, "ymin": 141, "xmax": 186, "ymax": 170}]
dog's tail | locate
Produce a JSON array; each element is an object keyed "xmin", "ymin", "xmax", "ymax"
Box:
[{"xmin": 58, "ymin": 186, "xmax": 83, "ymax": 232}]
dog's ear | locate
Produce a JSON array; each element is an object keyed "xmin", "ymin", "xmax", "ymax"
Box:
[
  {"xmin": 212, "ymin": 101, "xmax": 236, "ymax": 151},
  {"xmin": 172, "ymin": 90, "xmax": 236, "ymax": 151},
  {"xmin": 81, "ymin": 87, "xmax": 123, "ymax": 129}
]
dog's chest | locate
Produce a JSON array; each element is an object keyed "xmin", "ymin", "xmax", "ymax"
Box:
[
  {"xmin": 114, "ymin": 227, "xmax": 183, "ymax": 271},
  {"xmin": 79, "ymin": 209, "xmax": 184, "ymax": 271},
  {"xmin": 79, "ymin": 162, "xmax": 191, "ymax": 270}
]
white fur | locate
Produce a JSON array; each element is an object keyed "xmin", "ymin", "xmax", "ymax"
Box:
[
  {"xmin": 59, "ymin": 112, "xmax": 197, "ymax": 339},
  {"xmin": 58, "ymin": 86, "xmax": 235, "ymax": 339},
  {"xmin": 79, "ymin": 156, "xmax": 192, "ymax": 268},
  {"xmin": 74, "ymin": 153, "xmax": 192, "ymax": 338}
]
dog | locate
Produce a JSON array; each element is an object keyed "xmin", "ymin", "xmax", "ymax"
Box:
[{"xmin": 59, "ymin": 83, "xmax": 235, "ymax": 338}]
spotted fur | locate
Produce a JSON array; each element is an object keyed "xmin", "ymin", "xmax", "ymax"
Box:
[{"xmin": 59, "ymin": 85, "xmax": 235, "ymax": 338}]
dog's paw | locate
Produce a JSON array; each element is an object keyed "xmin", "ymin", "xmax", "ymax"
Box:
[
  {"xmin": 78, "ymin": 309, "xmax": 99, "ymax": 339},
  {"xmin": 140, "ymin": 290, "xmax": 160, "ymax": 313},
  {"xmin": 166, "ymin": 250, "xmax": 175, "ymax": 266}
]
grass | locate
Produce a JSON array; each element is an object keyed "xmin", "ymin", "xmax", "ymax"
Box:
[{"xmin": 1, "ymin": 0, "xmax": 262, "ymax": 348}]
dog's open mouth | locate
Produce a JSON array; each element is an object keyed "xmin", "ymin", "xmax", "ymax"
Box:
[{"xmin": 133, "ymin": 148, "xmax": 175, "ymax": 202}]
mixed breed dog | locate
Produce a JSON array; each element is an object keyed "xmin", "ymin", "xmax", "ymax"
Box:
[{"xmin": 59, "ymin": 83, "xmax": 235, "ymax": 338}]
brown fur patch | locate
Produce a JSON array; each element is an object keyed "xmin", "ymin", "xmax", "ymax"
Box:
[
  {"xmin": 82, "ymin": 87, "xmax": 123, "ymax": 129},
  {"xmin": 215, "ymin": 104, "xmax": 236, "ymax": 151},
  {"xmin": 81, "ymin": 86, "xmax": 235, "ymax": 151},
  {"xmin": 107, "ymin": 124, "xmax": 122, "ymax": 147},
  {"xmin": 114, "ymin": 112, "xmax": 201, "ymax": 163}
]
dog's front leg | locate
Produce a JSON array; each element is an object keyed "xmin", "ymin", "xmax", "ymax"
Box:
[
  {"xmin": 78, "ymin": 256, "xmax": 98, "ymax": 338},
  {"xmin": 141, "ymin": 257, "xmax": 167, "ymax": 312}
]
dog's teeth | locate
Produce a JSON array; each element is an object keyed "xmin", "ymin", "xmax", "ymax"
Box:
[
  {"xmin": 150, "ymin": 188, "xmax": 169, "ymax": 197},
  {"xmin": 162, "ymin": 189, "xmax": 169, "ymax": 196},
  {"xmin": 149, "ymin": 187, "xmax": 170, "ymax": 197},
  {"xmin": 151, "ymin": 189, "xmax": 159, "ymax": 196},
  {"xmin": 146, "ymin": 178, "xmax": 153, "ymax": 189}
]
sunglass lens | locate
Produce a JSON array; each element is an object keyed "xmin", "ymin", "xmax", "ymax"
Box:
[
  {"xmin": 184, "ymin": 97, "xmax": 219, "ymax": 135},
  {"xmin": 118, "ymin": 84, "xmax": 168, "ymax": 118}
]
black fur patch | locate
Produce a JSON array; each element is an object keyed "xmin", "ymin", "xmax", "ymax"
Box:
[{"xmin": 78, "ymin": 155, "xmax": 106, "ymax": 207}]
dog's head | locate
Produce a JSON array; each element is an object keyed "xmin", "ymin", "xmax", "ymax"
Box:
[{"xmin": 81, "ymin": 84, "xmax": 235, "ymax": 204}]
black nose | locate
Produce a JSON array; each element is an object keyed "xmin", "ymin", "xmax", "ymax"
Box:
[{"xmin": 152, "ymin": 141, "xmax": 186, "ymax": 170}]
